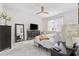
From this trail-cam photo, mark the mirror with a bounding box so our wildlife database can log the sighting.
[15,24,25,42]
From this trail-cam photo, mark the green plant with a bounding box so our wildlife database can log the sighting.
[0,12,11,25]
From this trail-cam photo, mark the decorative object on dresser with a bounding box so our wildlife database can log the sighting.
[27,30,40,40]
[0,10,11,25]
[0,25,11,51]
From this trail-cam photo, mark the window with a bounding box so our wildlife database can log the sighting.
[48,17,63,32]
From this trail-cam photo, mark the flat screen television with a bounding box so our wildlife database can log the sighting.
[30,24,38,30]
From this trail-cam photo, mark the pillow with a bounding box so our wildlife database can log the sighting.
[51,32,62,42]
[47,33,55,38]
[38,34,49,41]
[72,37,79,46]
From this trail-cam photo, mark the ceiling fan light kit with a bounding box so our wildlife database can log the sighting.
[36,6,49,17]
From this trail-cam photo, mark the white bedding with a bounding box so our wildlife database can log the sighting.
[34,38,56,49]
[34,32,67,54]
[34,33,60,49]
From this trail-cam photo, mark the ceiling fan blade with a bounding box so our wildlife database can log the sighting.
[36,12,48,15]
[36,11,42,14]
[43,12,48,14]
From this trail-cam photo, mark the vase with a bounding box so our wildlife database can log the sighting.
[4,19,7,25]
[1,19,7,25]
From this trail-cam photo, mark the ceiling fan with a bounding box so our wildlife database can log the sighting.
[36,6,48,15]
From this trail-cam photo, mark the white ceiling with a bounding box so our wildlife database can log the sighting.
[2,3,78,18]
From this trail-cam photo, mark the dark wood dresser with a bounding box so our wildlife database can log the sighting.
[27,30,40,40]
[0,25,11,51]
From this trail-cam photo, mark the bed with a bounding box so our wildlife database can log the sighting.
[33,32,62,49]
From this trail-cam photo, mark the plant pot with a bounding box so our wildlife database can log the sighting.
[4,20,7,25]
[1,19,7,25]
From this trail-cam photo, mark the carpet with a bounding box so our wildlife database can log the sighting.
[0,40,50,56]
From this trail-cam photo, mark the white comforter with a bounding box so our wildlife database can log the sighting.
[34,34,59,49]
[34,33,67,54]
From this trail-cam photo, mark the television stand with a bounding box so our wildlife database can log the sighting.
[27,30,40,40]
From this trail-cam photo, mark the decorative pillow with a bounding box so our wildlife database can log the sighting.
[72,37,79,46]
[37,34,49,41]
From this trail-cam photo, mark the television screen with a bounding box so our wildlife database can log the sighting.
[30,24,38,30]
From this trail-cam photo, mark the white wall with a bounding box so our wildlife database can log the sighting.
[0,4,3,21]
[1,4,43,45]
[0,4,3,11]
[63,9,78,24]
[42,8,78,31]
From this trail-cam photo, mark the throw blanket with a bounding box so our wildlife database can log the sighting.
[35,34,49,41]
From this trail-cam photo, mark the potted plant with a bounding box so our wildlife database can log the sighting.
[0,11,11,25]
